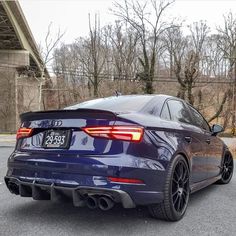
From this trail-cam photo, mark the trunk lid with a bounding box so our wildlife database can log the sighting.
[17,109,122,155]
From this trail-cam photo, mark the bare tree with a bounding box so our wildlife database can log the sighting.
[0,70,15,131]
[113,0,174,94]
[76,14,107,97]
[106,21,139,88]
[163,26,186,96]
[38,22,65,110]
[163,21,209,104]
[217,12,236,132]
[201,34,228,78]
[53,43,82,107]
[46,8,234,130]
[184,22,209,104]
[163,22,229,122]
[207,91,229,123]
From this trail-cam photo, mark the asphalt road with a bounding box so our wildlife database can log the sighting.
[0,146,236,236]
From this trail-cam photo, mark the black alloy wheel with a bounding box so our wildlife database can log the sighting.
[172,160,189,213]
[217,151,234,184]
[148,155,190,221]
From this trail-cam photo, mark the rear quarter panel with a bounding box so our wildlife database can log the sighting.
[116,113,205,177]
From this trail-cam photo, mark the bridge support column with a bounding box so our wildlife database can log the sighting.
[0,50,30,132]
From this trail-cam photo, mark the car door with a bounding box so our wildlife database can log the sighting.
[187,105,223,179]
[166,100,208,183]
[204,132,224,178]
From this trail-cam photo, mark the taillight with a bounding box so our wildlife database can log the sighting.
[82,126,144,142]
[16,127,33,139]
[108,177,144,184]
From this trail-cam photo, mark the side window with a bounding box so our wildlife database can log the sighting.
[188,105,210,131]
[160,103,171,120]
[167,100,192,124]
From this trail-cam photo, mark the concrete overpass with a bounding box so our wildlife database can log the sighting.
[0,1,44,132]
[0,1,43,71]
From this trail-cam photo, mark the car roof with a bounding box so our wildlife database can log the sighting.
[65,94,178,115]
[108,94,173,99]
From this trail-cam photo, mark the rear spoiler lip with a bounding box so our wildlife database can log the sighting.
[20,109,121,122]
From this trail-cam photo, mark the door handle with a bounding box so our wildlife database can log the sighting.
[205,139,211,144]
[184,136,192,143]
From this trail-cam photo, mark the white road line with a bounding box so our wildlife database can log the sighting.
[0,182,3,185]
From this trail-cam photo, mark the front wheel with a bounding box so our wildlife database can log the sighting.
[217,151,234,184]
[148,155,190,221]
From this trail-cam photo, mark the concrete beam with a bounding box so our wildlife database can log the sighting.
[1,1,43,71]
[0,50,29,68]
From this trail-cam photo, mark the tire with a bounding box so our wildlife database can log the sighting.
[216,151,234,184]
[148,155,190,221]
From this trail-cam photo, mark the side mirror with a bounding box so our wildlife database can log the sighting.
[211,124,224,136]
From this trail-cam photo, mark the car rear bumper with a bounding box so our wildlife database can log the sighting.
[5,176,136,208]
[6,151,166,206]
[5,176,164,207]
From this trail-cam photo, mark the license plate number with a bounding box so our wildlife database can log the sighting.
[42,130,71,149]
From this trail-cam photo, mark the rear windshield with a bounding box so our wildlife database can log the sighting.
[65,96,153,112]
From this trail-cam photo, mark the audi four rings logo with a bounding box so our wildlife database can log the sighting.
[51,120,62,127]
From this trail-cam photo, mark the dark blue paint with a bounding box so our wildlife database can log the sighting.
[5,95,228,206]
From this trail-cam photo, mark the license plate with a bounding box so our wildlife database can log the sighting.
[42,130,71,149]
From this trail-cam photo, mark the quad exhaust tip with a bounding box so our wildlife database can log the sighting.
[98,196,114,211]
[8,182,19,195]
[86,195,115,211]
[86,196,98,209]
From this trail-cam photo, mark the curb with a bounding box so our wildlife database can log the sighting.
[0,146,15,148]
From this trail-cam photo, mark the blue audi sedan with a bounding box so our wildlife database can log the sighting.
[5,95,234,221]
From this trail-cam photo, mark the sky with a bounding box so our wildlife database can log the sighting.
[19,0,236,45]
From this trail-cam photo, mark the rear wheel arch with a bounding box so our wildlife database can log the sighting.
[170,152,191,172]
[220,147,233,169]
[222,148,233,163]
